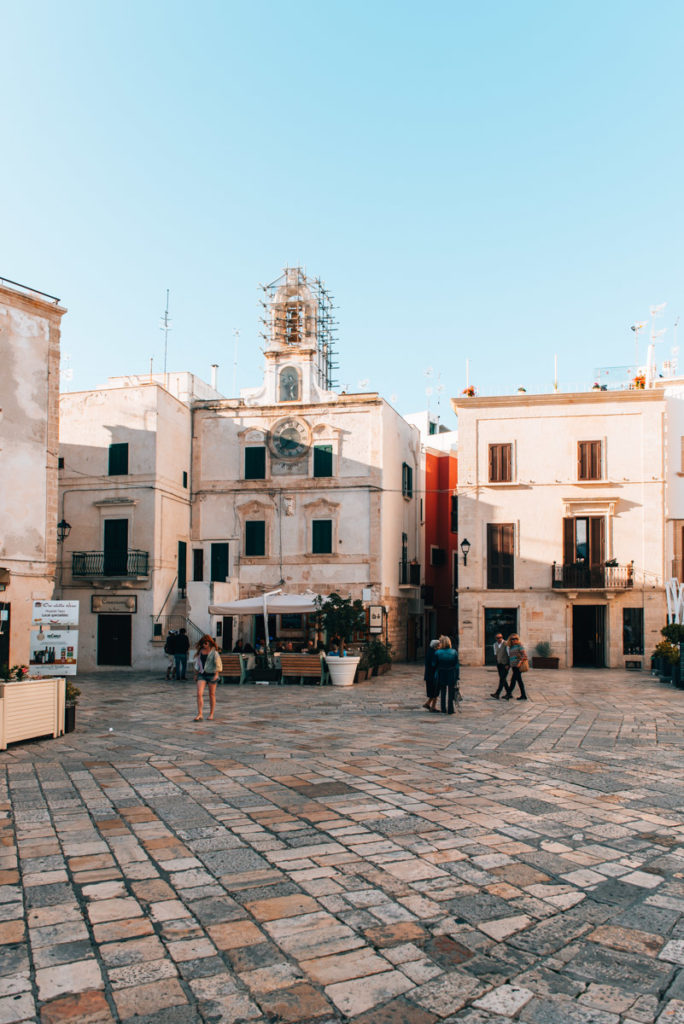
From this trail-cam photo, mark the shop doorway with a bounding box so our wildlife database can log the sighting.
[572,605,605,667]
[97,615,132,666]
[483,608,518,665]
[0,603,9,669]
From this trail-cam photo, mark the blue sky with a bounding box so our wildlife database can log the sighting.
[3,0,684,425]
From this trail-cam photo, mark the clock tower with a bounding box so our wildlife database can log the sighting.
[241,267,337,408]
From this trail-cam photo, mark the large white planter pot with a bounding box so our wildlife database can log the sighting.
[326,655,360,687]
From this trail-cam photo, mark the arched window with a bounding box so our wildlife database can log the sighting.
[279,367,299,402]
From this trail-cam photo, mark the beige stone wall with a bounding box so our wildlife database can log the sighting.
[59,383,192,671]
[0,283,66,667]
[454,390,667,667]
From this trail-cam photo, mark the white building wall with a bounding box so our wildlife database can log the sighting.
[454,390,666,668]
[59,383,191,672]
[0,283,66,667]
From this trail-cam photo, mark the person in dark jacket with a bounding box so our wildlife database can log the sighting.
[423,639,440,711]
[434,635,460,714]
[174,628,190,680]
[507,634,528,700]
[490,633,511,699]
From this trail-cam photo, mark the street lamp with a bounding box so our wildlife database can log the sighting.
[460,538,471,566]
[57,519,71,543]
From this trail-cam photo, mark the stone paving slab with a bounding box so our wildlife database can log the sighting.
[2,665,684,1021]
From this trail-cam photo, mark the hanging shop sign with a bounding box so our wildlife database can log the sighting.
[369,605,384,634]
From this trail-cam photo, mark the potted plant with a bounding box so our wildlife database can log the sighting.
[531,641,559,669]
[315,593,366,686]
[462,385,476,397]
[655,625,684,687]
[364,638,393,676]
[64,679,81,733]
[1,664,29,682]
[356,648,371,682]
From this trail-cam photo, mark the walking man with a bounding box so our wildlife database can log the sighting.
[490,633,510,699]
[175,628,190,680]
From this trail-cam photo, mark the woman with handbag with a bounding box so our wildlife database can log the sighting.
[506,634,528,701]
[193,635,223,721]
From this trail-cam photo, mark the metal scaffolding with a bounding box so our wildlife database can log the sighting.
[259,267,339,391]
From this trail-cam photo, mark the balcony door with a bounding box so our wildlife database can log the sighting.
[103,519,128,576]
[563,517,605,587]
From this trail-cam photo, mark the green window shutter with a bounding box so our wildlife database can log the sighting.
[210,543,229,581]
[245,446,266,480]
[313,444,333,478]
[245,521,265,557]
[108,443,129,476]
[312,520,332,554]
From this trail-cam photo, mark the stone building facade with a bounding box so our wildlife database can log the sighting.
[190,269,423,659]
[58,374,219,671]
[453,388,666,668]
[0,279,66,669]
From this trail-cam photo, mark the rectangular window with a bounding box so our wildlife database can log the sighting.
[178,541,187,592]
[578,440,602,480]
[245,521,265,557]
[313,444,333,478]
[430,546,446,567]
[108,442,129,476]
[245,446,266,480]
[312,519,333,554]
[623,608,644,655]
[487,523,514,589]
[402,462,413,498]
[450,495,458,533]
[210,543,229,581]
[182,470,188,489]
[193,549,204,582]
[58,457,64,469]
[489,443,512,483]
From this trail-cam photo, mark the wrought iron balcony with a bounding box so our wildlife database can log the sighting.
[72,550,150,579]
[551,561,634,590]
[399,561,421,586]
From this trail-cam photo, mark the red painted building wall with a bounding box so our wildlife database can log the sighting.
[424,448,459,641]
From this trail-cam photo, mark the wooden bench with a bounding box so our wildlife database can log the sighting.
[219,653,249,685]
[277,654,329,686]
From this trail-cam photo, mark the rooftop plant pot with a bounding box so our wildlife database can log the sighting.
[326,655,360,687]
[531,656,559,669]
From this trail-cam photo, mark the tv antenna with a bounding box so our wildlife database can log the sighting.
[630,320,648,369]
[233,329,240,397]
[160,289,172,384]
[646,302,667,386]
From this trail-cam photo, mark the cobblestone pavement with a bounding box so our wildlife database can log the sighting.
[3,664,684,1023]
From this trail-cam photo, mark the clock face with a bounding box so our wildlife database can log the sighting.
[269,418,309,460]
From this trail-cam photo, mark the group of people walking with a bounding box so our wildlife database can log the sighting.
[423,631,529,712]
[423,635,461,714]
[491,632,528,700]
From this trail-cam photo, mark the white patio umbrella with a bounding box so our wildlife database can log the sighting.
[209,589,324,649]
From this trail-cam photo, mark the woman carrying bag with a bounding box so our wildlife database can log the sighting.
[193,635,223,721]
[506,634,528,701]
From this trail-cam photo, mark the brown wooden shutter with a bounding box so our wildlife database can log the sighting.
[563,518,575,564]
[589,517,605,565]
[503,444,511,482]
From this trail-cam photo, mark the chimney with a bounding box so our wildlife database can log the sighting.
[211,364,218,391]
